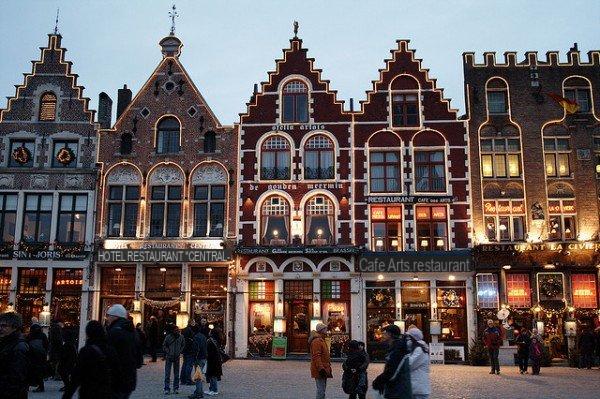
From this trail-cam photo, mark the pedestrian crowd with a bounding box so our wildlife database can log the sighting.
[0,306,227,399]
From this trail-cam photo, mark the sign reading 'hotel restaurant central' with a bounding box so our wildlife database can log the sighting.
[97,249,231,263]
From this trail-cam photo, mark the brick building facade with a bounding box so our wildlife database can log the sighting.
[0,34,98,342]
[465,46,600,361]
[93,33,237,339]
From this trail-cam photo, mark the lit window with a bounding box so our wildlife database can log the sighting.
[305,195,335,246]
[416,206,447,250]
[370,206,402,251]
[476,274,499,309]
[156,117,180,154]
[414,150,446,192]
[594,137,600,178]
[261,136,291,180]
[480,138,521,178]
[506,274,531,308]
[392,94,419,127]
[548,199,576,241]
[571,274,598,308]
[282,80,308,123]
[192,184,225,237]
[304,135,334,179]
[370,151,401,192]
[107,186,139,237]
[39,92,57,121]
[483,200,525,242]
[544,138,570,177]
[149,185,181,237]
[260,195,290,245]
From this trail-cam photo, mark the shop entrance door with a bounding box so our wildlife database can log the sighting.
[286,300,311,353]
[403,309,431,342]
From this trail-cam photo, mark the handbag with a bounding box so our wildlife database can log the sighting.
[192,365,205,382]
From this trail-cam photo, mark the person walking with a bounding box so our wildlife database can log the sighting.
[372,324,411,399]
[163,323,185,395]
[57,329,78,392]
[49,320,64,380]
[106,304,138,399]
[407,326,430,399]
[62,320,119,399]
[27,322,49,392]
[0,312,29,399]
[189,328,208,399]
[515,327,531,374]
[205,329,223,396]
[180,319,197,385]
[578,327,596,369]
[483,319,502,375]
[135,322,147,365]
[198,317,210,338]
[341,340,368,399]
[529,335,543,375]
[309,322,332,399]
[147,316,159,363]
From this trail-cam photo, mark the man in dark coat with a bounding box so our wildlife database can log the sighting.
[483,319,502,374]
[372,324,410,399]
[27,322,49,392]
[180,319,197,385]
[48,320,64,380]
[146,316,159,362]
[106,304,138,399]
[0,312,29,399]
[578,327,596,369]
[205,329,224,395]
[62,320,119,399]
[190,329,208,399]
[515,327,531,374]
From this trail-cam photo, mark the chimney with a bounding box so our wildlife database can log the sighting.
[349,98,354,112]
[570,42,579,52]
[116,84,132,120]
[98,92,113,129]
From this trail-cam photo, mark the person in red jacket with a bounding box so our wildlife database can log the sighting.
[483,319,502,375]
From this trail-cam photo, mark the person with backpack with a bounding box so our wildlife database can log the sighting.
[27,322,49,392]
[205,328,224,396]
[190,327,208,399]
[62,320,119,399]
[0,312,29,399]
[180,319,198,385]
[406,326,430,399]
[372,324,411,399]
[163,323,185,395]
[483,319,502,375]
[341,340,369,399]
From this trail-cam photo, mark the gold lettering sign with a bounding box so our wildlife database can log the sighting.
[484,201,496,214]
[432,206,447,220]
[508,288,526,297]
[387,207,402,220]
[548,201,561,214]
[562,200,576,213]
[497,201,511,215]
[371,207,385,220]
[511,201,524,214]
[573,289,593,297]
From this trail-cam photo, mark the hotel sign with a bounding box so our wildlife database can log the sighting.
[97,249,232,263]
[367,196,455,204]
[358,251,472,273]
[478,242,600,252]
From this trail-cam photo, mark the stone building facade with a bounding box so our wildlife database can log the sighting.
[0,34,98,342]
[465,46,600,361]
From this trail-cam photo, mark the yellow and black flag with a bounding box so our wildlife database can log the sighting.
[547,93,579,114]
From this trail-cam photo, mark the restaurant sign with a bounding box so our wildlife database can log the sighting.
[358,250,472,273]
[478,242,600,252]
[97,249,232,263]
[236,246,361,255]
[367,196,455,204]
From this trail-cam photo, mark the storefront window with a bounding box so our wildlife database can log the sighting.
[371,206,402,251]
[401,281,431,342]
[191,267,227,332]
[0,268,11,313]
[506,274,532,308]
[484,200,525,242]
[436,281,467,342]
[51,269,82,334]
[475,274,499,309]
[248,280,274,357]
[416,206,447,250]
[144,267,181,335]
[305,195,335,245]
[321,280,350,357]
[366,280,396,360]
[100,267,135,321]
[17,268,47,328]
[260,195,290,245]
[548,199,576,241]
[571,274,598,308]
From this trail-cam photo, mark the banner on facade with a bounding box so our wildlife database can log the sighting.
[367,195,455,204]
[97,249,232,263]
[235,246,361,255]
[358,250,472,273]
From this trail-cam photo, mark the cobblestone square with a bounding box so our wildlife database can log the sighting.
[36,359,600,399]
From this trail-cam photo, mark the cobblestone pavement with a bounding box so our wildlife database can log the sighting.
[35,359,600,399]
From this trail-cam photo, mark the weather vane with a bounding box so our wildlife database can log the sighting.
[293,21,299,38]
[169,4,179,35]
[54,8,60,35]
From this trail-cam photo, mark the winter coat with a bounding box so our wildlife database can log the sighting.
[0,330,29,399]
[181,326,197,355]
[193,332,208,362]
[27,325,49,381]
[48,322,64,362]
[515,331,531,356]
[372,336,410,399]
[483,327,502,349]
[146,320,159,346]
[107,317,138,394]
[529,340,543,361]
[57,340,77,376]
[578,330,596,352]
[62,339,119,399]
[162,331,185,361]
[309,331,332,379]
[206,337,223,380]
[406,333,430,396]
[342,350,368,395]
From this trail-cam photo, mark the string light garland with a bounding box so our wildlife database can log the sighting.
[139,294,182,309]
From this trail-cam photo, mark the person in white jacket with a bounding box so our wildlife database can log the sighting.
[406,325,431,399]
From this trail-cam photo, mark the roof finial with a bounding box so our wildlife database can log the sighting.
[293,20,299,39]
[53,8,60,35]
[169,4,178,36]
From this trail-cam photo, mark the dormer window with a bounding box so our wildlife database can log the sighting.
[156,117,180,154]
[390,75,420,127]
[39,92,57,121]
[282,80,308,123]
[564,77,591,113]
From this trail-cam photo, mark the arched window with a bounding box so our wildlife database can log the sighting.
[261,136,291,180]
[260,195,290,245]
[564,77,591,113]
[486,78,508,115]
[156,117,180,154]
[548,184,576,241]
[203,131,216,153]
[39,92,57,121]
[304,135,334,179]
[305,195,335,246]
[391,76,420,127]
[282,80,308,123]
[413,131,447,193]
[148,167,183,237]
[120,133,133,155]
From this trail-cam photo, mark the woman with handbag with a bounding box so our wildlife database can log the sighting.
[204,329,223,396]
[372,324,411,399]
[341,340,369,399]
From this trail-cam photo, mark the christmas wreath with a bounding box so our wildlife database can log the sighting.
[441,289,460,307]
[12,145,31,165]
[56,146,75,165]
[539,277,563,298]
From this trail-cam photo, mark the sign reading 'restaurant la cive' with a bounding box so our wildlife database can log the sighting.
[358,251,472,273]
[97,249,231,263]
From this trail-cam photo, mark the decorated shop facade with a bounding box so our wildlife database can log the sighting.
[92,31,237,340]
[464,46,600,362]
[353,40,474,361]
[0,34,98,342]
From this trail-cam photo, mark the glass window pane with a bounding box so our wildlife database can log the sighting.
[4,195,18,211]
[194,186,209,200]
[558,154,570,176]
[71,214,86,242]
[480,140,493,152]
[168,186,182,200]
[494,154,507,177]
[211,185,225,200]
[150,204,164,237]
[507,154,520,177]
[507,139,520,151]
[108,204,122,237]
[544,139,555,151]
[282,95,294,122]
[38,213,51,242]
[545,154,556,176]
[60,195,73,211]
[123,204,138,237]
[556,139,570,150]
[370,152,384,163]
[75,195,87,211]
[40,195,53,211]
[57,213,71,242]
[494,139,506,152]
[26,196,38,210]
[194,203,208,237]
[2,213,16,242]
[296,94,308,122]
[109,186,123,200]
[482,155,493,177]
[125,186,140,200]
[512,216,524,241]
[209,203,225,237]
[386,152,399,162]
[151,186,165,200]
[166,204,181,237]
